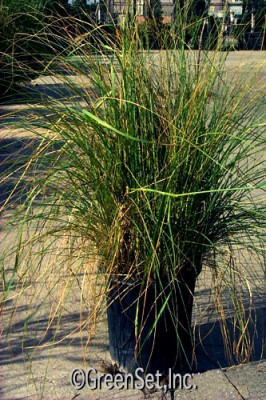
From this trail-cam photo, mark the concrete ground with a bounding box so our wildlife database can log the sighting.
[0,51,265,400]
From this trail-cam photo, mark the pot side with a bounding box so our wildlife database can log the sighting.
[107,269,196,375]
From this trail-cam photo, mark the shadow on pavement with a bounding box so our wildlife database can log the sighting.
[1,300,108,366]
[1,291,264,371]
[0,81,87,129]
[194,305,265,371]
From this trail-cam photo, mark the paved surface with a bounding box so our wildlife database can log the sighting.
[0,51,265,400]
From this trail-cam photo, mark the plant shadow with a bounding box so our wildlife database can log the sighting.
[1,284,264,372]
[0,82,85,128]
[194,305,265,372]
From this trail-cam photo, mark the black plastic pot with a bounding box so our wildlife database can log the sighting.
[107,269,197,374]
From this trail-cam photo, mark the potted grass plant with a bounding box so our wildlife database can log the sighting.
[1,9,265,379]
